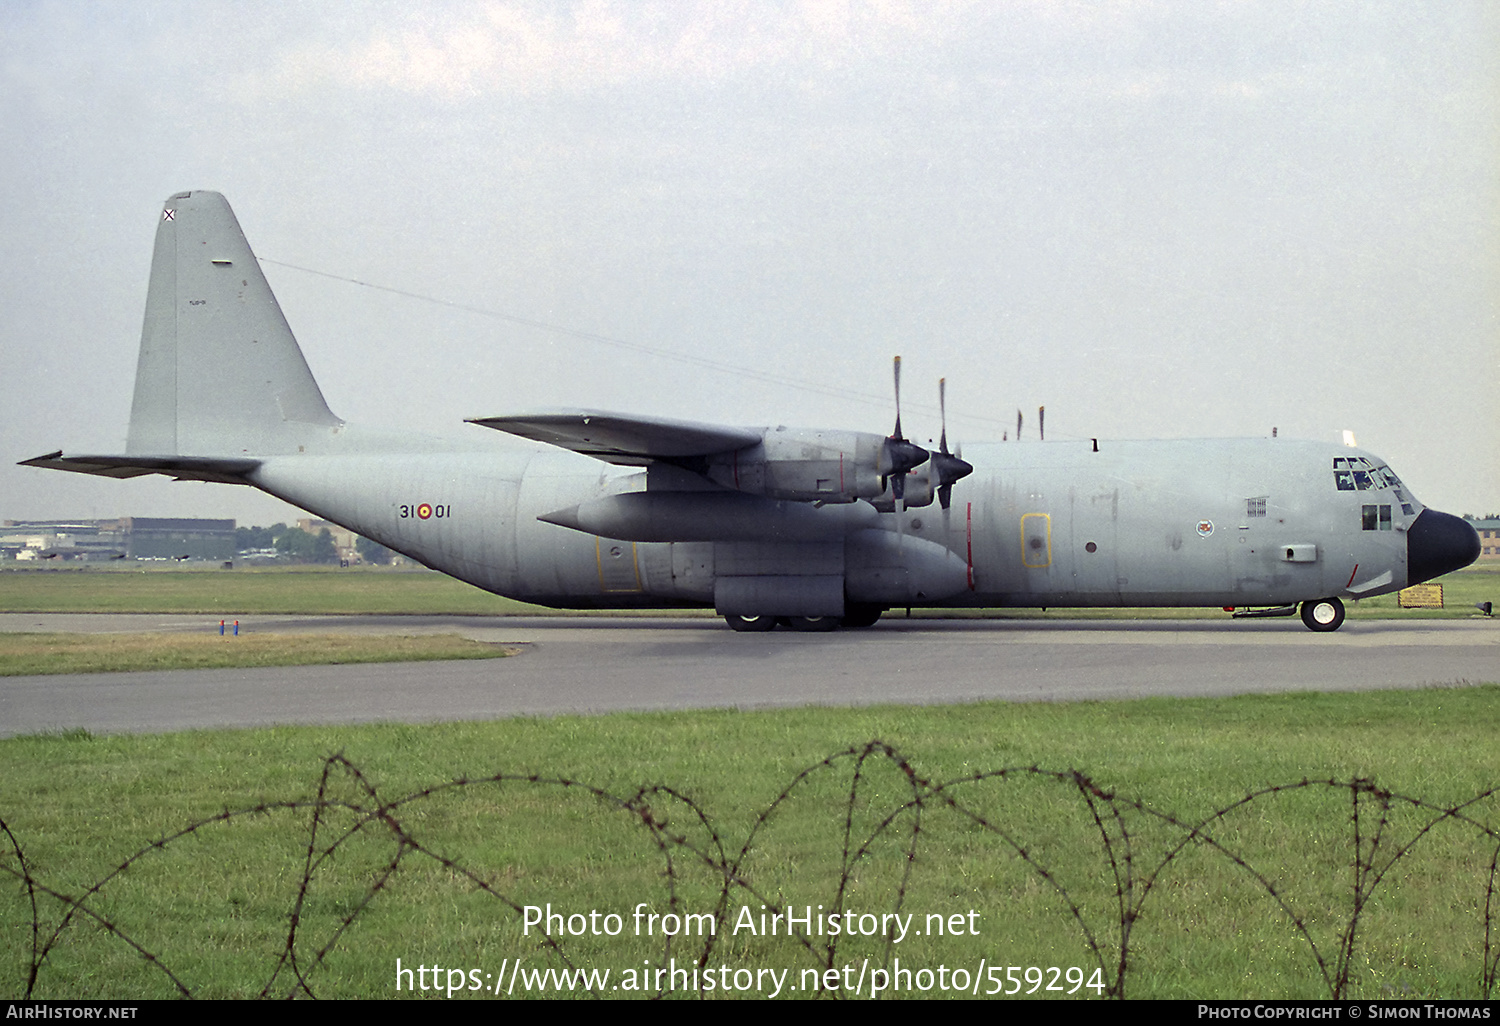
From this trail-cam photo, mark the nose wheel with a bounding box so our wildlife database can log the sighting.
[1300,597,1345,632]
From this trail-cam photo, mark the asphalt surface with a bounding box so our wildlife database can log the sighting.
[2,613,1496,737]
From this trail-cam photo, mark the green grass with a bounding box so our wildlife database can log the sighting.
[1340,562,1499,619]
[4,689,1499,1000]
[0,632,511,676]
[2,564,1495,998]
[0,565,539,616]
[2,563,1494,619]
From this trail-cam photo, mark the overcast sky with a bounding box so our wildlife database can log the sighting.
[3,0,1496,526]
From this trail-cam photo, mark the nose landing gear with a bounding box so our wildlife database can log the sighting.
[1300,597,1345,632]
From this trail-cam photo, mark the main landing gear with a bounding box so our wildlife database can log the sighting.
[1300,597,1345,632]
[724,606,886,632]
[724,614,776,633]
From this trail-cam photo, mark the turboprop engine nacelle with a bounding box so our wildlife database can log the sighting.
[704,428,920,503]
[539,489,882,542]
[867,444,973,512]
[868,469,936,511]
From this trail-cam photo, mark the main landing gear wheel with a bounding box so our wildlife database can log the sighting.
[725,613,776,633]
[784,616,839,632]
[1300,597,1345,632]
[841,603,884,629]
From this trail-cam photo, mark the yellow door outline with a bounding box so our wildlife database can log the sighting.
[596,537,642,592]
[1021,513,1051,569]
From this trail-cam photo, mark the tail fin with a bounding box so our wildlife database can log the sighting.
[126,191,341,457]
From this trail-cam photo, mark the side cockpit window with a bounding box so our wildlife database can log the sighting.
[1361,504,1393,531]
[1334,457,1401,492]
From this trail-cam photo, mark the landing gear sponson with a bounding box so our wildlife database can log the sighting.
[725,605,886,632]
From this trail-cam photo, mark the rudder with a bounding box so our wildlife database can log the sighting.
[126,191,341,457]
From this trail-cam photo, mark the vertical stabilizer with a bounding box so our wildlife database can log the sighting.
[126,191,341,456]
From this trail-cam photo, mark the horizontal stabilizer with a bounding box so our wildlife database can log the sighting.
[469,410,760,465]
[20,451,260,485]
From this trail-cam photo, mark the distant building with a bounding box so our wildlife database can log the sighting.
[297,518,359,563]
[1469,517,1500,561]
[1,518,235,561]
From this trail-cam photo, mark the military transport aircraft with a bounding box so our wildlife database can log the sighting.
[24,191,1480,632]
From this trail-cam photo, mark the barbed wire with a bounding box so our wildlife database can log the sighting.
[3,743,1497,1000]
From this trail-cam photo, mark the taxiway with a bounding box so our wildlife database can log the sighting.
[1,614,1495,737]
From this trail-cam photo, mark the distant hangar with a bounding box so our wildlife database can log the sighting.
[1,517,235,562]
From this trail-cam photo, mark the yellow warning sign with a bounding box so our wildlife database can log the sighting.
[1398,584,1444,608]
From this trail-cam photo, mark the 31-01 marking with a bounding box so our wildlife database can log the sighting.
[399,503,451,520]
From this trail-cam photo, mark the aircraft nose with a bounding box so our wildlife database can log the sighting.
[1406,509,1480,585]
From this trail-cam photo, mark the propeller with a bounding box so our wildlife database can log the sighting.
[879,356,928,503]
[930,377,973,511]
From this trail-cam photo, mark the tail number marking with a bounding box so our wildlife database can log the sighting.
[399,503,451,520]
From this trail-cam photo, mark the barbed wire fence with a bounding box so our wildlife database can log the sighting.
[4,741,1498,1000]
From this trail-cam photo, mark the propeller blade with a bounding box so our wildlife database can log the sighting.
[932,377,971,510]
[872,356,942,520]
[878,355,927,499]
[892,355,904,441]
[931,451,973,509]
[939,377,949,455]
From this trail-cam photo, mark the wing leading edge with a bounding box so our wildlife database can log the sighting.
[469,411,761,466]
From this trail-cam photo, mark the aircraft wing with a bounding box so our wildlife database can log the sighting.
[19,452,261,485]
[468,411,761,466]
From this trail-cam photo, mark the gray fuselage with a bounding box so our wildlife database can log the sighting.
[249,432,1428,612]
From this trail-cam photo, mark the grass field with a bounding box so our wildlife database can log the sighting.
[0,632,510,676]
[3,563,1496,999]
[2,563,1495,619]
[0,564,540,616]
[3,689,1499,1000]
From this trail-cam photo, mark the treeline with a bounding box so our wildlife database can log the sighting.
[233,525,393,564]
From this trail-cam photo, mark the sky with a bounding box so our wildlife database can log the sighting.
[3,0,1496,526]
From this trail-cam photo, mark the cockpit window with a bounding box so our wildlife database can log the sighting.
[1361,504,1393,531]
[1333,457,1401,492]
